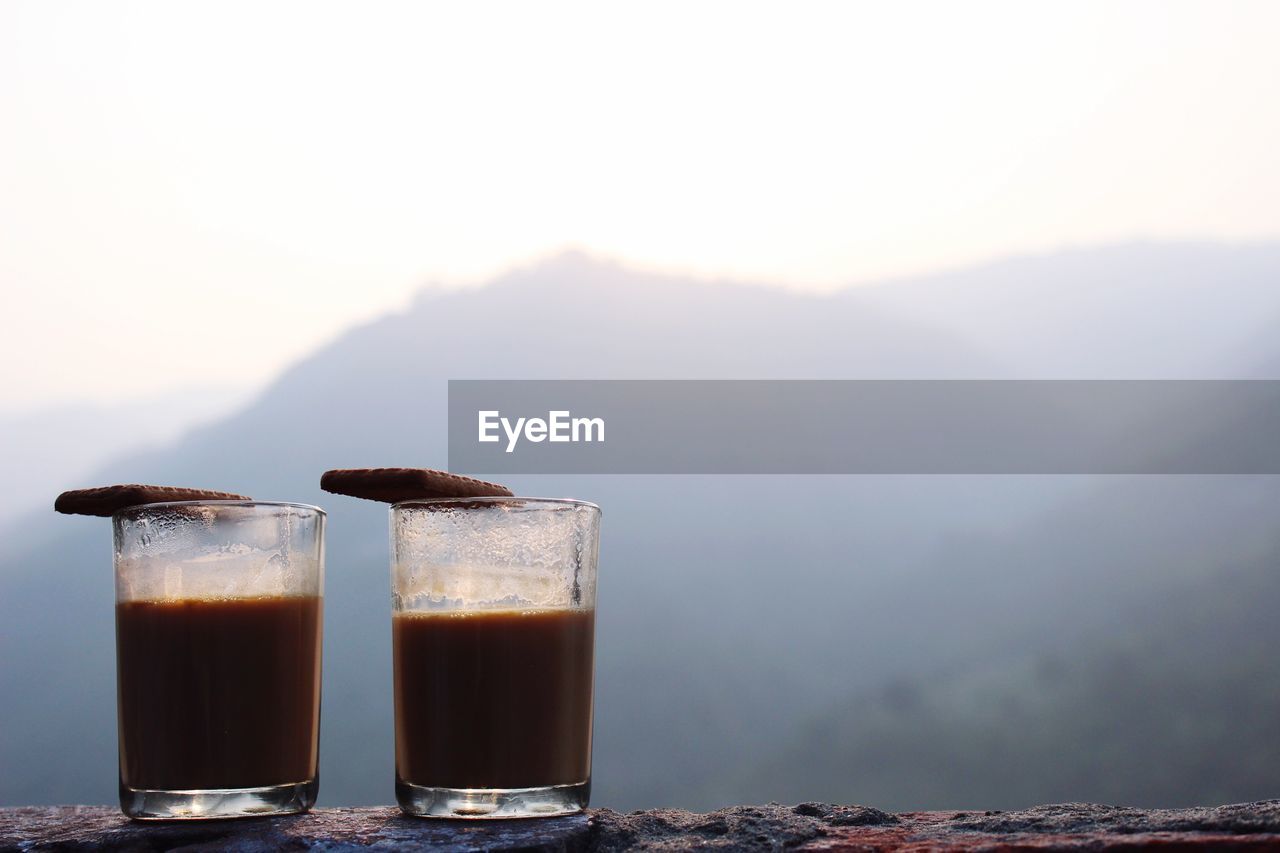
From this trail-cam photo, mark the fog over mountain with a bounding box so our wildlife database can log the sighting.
[2,242,1277,811]
[853,241,1280,378]
[0,386,251,524]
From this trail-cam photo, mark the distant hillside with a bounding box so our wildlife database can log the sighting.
[855,242,1280,378]
[0,253,1000,809]
[737,529,1280,810]
[0,386,250,524]
[3,243,1278,811]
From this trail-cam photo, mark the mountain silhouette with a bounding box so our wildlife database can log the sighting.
[2,243,1277,810]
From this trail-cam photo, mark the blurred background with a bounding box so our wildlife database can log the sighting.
[2,0,1279,811]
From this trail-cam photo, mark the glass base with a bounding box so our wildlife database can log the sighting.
[120,779,317,820]
[396,778,589,818]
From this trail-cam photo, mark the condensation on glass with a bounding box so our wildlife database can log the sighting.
[391,497,600,818]
[113,501,325,820]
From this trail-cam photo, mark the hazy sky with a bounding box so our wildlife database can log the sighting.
[2,0,1278,410]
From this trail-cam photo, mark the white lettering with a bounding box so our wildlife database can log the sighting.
[478,411,500,443]
[573,416,605,443]
[502,416,526,453]
[549,410,571,442]
[483,411,605,453]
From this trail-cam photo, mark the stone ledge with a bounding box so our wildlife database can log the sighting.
[3,801,1280,851]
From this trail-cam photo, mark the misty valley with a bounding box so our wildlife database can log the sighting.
[3,244,1279,812]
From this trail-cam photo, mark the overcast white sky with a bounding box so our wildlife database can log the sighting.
[2,0,1278,411]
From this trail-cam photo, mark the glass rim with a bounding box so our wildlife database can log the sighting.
[112,500,327,519]
[391,496,600,512]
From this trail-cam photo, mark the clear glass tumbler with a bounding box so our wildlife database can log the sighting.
[391,497,600,818]
[113,501,325,820]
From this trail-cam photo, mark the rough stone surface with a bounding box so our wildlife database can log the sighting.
[3,802,1280,851]
[0,807,586,852]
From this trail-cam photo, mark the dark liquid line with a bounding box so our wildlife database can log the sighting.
[115,595,323,791]
[393,608,595,790]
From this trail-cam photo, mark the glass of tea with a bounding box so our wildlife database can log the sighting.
[391,497,600,818]
[113,501,325,819]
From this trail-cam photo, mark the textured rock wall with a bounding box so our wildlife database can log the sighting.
[4,802,1280,851]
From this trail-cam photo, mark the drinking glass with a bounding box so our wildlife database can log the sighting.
[113,501,325,819]
[391,497,600,818]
